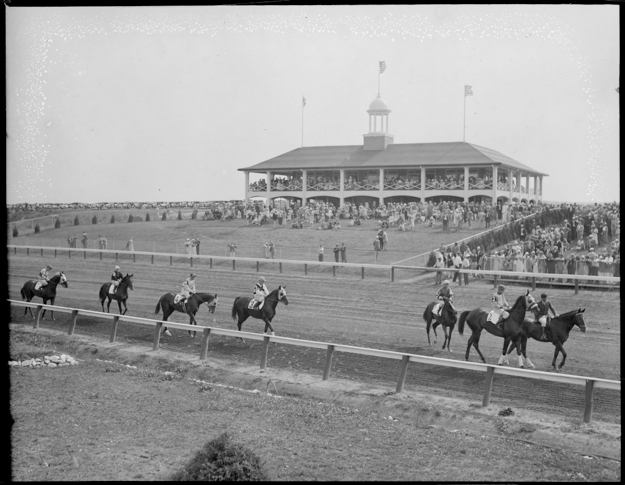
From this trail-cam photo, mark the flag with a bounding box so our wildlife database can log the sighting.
[465,85,473,97]
[302,96,306,107]
[379,61,386,74]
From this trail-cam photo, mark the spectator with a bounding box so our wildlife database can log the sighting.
[318,243,324,262]
[264,241,270,259]
[228,242,237,257]
[373,238,380,261]
[185,238,192,257]
[126,237,134,253]
[340,243,347,263]
[462,251,471,285]
[452,252,463,285]
[333,244,340,262]
[382,230,388,251]
[195,238,201,255]
[269,240,275,259]
[81,231,88,249]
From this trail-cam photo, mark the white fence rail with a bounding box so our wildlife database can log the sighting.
[8,299,620,424]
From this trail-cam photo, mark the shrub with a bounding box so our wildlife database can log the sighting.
[192,209,198,220]
[146,213,150,222]
[162,211,167,221]
[92,215,98,225]
[426,251,436,267]
[128,214,134,223]
[178,211,183,221]
[74,215,80,226]
[171,432,268,482]
[12,227,19,237]
[111,215,116,224]
[54,218,61,229]
[34,224,40,234]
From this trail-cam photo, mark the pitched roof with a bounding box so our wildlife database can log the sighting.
[239,141,547,176]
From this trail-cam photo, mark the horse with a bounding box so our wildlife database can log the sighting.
[423,299,458,352]
[231,286,288,339]
[504,309,587,372]
[155,292,218,338]
[457,290,538,368]
[20,272,69,320]
[99,274,134,315]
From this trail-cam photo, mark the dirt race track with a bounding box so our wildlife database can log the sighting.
[8,251,621,425]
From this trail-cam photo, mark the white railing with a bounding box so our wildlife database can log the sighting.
[8,299,619,423]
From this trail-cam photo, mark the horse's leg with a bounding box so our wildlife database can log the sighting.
[161,309,172,336]
[425,316,433,346]
[106,297,112,313]
[236,313,248,342]
[514,337,524,368]
[26,296,35,318]
[464,333,475,361]
[122,299,128,316]
[264,317,275,336]
[551,345,561,372]
[188,311,198,338]
[554,342,567,371]
[432,321,439,345]
[521,338,535,369]
[498,338,511,366]
[117,299,123,315]
[49,298,56,320]
[443,325,452,352]
[471,332,487,363]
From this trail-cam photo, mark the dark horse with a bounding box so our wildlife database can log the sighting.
[155,292,218,338]
[504,309,587,372]
[457,290,538,368]
[231,286,288,338]
[423,299,458,352]
[20,272,69,320]
[99,274,134,315]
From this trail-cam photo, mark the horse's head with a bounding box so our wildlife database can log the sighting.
[277,285,288,305]
[58,272,69,288]
[207,294,218,314]
[123,274,134,290]
[574,308,587,334]
[443,298,457,316]
[515,290,537,312]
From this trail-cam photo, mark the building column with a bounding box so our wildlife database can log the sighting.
[539,176,543,198]
[492,165,498,202]
[509,169,514,201]
[420,167,426,202]
[525,174,530,198]
[339,169,345,206]
[266,171,271,205]
[379,168,384,193]
[302,170,308,206]
[464,166,469,202]
[244,171,249,203]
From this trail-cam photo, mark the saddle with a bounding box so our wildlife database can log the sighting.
[109,284,117,295]
[248,299,264,311]
[34,281,45,291]
[487,310,502,325]
[173,293,185,305]
[432,303,443,317]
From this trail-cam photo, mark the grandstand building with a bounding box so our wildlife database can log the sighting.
[239,94,546,206]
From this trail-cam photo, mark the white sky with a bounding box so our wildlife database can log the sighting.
[6,5,620,204]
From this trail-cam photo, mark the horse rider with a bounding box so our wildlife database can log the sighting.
[37,265,53,290]
[179,273,197,312]
[434,280,456,317]
[110,265,123,294]
[535,293,558,341]
[252,276,269,309]
[491,284,511,328]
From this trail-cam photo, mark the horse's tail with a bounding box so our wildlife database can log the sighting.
[231,298,240,321]
[422,303,430,322]
[155,297,162,315]
[20,286,26,300]
[458,311,470,335]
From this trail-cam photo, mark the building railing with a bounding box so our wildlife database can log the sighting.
[468,181,493,190]
[8,299,619,424]
[307,182,340,191]
[343,181,379,191]
[424,181,464,190]
[383,181,421,190]
[271,181,302,191]
[248,184,268,192]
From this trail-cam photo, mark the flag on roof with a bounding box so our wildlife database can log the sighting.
[465,85,473,97]
[380,61,386,74]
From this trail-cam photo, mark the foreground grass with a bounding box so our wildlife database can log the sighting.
[9,331,620,482]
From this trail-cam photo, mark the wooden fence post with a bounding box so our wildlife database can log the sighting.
[361,267,365,279]
[232,259,235,271]
[153,322,163,350]
[391,267,395,282]
[14,247,17,255]
[260,335,270,370]
[54,249,57,258]
[210,258,213,269]
[190,257,193,267]
[109,316,120,342]
[304,263,307,276]
[575,279,579,295]
[333,265,336,277]
[115,252,118,262]
[323,345,335,381]
[200,328,211,360]
[531,277,536,291]
[33,305,43,329]
[84,251,86,259]
[41,248,43,257]
[27,248,30,256]
[396,355,410,393]
[100,252,103,261]
[68,310,78,335]
[151,254,154,264]
[583,379,595,424]
[482,366,495,407]
[493,273,498,289]
[69,249,71,259]
[133,253,136,263]
[279,262,282,274]
[256,261,260,273]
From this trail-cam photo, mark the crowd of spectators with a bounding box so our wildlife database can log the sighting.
[383,176,420,190]
[425,174,465,190]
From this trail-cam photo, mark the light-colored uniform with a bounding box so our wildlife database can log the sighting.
[110,269,123,294]
[181,277,196,299]
[491,291,510,322]
[253,282,269,304]
[434,286,454,315]
[37,267,51,289]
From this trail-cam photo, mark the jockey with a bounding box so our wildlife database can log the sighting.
[253,276,269,308]
[37,265,53,289]
[491,284,511,328]
[536,293,558,341]
[110,265,123,294]
[434,280,455,315]
[179,273,197,312]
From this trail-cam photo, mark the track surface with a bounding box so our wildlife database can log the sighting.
[8,251,621,424]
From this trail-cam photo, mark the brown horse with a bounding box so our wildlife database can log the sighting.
[457,290,538,368]
[504,309,587,372]
[20,272,68,320]
[231,286,288,338]
[155,292,218,338]
[423,299,458,352]
[99,274,134,315]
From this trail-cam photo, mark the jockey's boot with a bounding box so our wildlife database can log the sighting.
[181,301,187,313]
[541,323,549,340]
[496,317,504,330]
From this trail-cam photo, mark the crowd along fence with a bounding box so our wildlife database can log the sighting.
[8,299,620,424]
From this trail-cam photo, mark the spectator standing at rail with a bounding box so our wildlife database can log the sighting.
[81,231,88,249]
[268,240,276,259]
[373,238,380,261]
[102,235,107,250]
[318,243,324,262]
[433,250,444,285]
[333,244,340,262]
[195,238,201,255]
[228,242,237,257]
[185,238,192,257]
[126,237,134,256]
[382,230,388,251]
[377,230,384,251]
[340,243,347,263]
[462,251,471,286]
[452,252,463,285]
[67,235,72,248]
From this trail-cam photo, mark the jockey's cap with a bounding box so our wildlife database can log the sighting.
[190,273,197,278]
[46,265,52,270]
[540,293,548,298]
[114,265,120,271]
[259,276,266,282]
[443,280,450,285]
[498,284,505,290]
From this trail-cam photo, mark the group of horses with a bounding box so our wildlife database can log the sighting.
[20,271,289,339]
[423,291,587,372]
[19,271,585,371]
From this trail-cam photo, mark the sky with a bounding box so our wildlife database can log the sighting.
[6,5,620,205]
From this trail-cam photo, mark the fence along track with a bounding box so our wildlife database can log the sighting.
[9,299,619,424]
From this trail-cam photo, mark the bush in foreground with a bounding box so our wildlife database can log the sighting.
[92,215,98,225]
[74,215,80,226]
[128,214,134,223]
[110,214,116,224]
[162,211,167,221]
[171,432,268,482]
[54,218,61,229]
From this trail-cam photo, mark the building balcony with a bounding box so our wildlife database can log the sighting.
[383,181,421,190]
[468,180,493,190]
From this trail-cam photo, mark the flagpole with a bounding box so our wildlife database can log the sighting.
[463,90,466,142]
[301,95,304,147]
